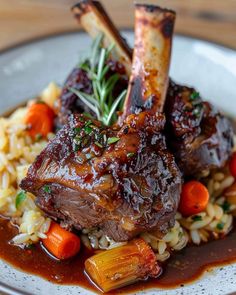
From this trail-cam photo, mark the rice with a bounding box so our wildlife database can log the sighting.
[0,82,60,245]
[155,251,170,262]
[177,167,236,246]
[139,221,189,261]
[190,230,201,245]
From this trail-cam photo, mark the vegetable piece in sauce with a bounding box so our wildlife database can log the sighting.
[25,102,55,139]
[42,222,80,260]
[179,181,209,217]
[85,238,161,292]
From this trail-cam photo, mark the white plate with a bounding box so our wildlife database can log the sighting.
[0,32,236,295]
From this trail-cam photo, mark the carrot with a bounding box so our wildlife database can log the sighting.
[25,102,55,139]
[178,180,209,217]
[229,152,236,178]
[42,222,80,260]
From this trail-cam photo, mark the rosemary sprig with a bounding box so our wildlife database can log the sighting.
[69,33,127,126]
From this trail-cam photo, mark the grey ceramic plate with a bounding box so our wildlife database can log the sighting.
[0,32,236,295]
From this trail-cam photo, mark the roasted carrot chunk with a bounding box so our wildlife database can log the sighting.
[179,180,209,216]
[25,102,55,139]
[43,222,80,260]
[85,238,161,292]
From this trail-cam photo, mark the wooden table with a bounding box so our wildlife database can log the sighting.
[1,0,236,52]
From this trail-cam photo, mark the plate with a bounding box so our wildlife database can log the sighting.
[0,32,236,295]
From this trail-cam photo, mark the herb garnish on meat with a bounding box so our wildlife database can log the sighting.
[43,185,51,194]
[72,120,120,153]
[107,137,120,145]
[69,33,127,126]
[190,91,200,100]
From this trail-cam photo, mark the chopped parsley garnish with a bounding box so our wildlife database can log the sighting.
[74,135,82,143]
[15,191,27,209]
[216,222,225,231]
[79,116,85,122]
[221,201,231,213]
[85,120,92,127]
[84,125,93,135]
[190,91,200,100]
[127,152,135,158]
[95,141,103,148]
[73,119,105,152]
[107,137,120,145]
[73,135,82,151]
[43,185,51,194]
[191,215,202,222]
[74,127,81,133]
[74,144,80,152]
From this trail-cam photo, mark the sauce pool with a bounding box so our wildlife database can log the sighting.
[0,218,236,294]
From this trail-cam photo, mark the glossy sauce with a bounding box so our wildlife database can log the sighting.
[0,218,236,294]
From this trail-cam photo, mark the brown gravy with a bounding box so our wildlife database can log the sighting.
[0,218,236,294]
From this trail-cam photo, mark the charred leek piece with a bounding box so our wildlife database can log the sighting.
[72,0,132,75]
[85,238,161,292]
[121,5,176,121]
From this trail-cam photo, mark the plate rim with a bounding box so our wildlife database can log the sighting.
[0,30,236,55]
[0,31,236,295]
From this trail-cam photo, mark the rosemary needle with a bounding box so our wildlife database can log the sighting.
[69,33,127,126]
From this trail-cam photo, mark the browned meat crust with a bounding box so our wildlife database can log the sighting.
[21,113,181,241]
[165,80,234,176]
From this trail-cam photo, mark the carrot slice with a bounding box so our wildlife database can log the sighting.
[229,152,236,178]
[43,222,80,260]
[25,102,55,139]
[178,180,209,217]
